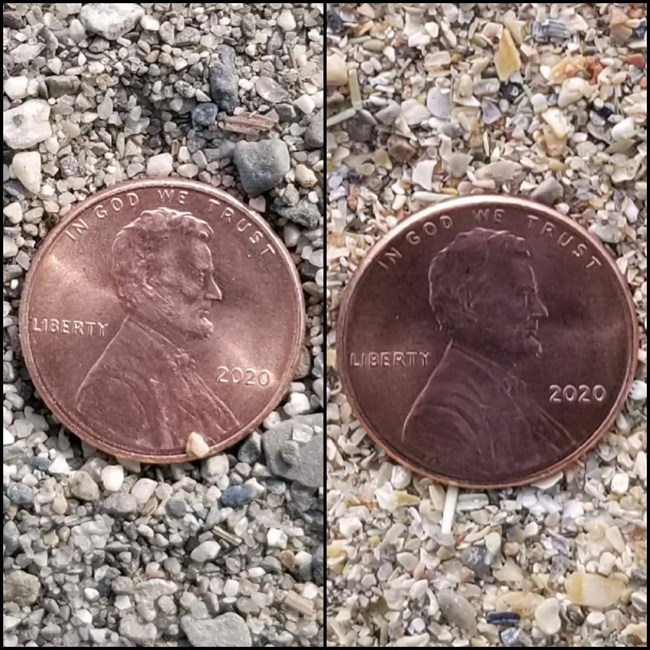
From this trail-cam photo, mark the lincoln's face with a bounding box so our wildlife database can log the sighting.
[141,237,222,340]
[471,256,549,358]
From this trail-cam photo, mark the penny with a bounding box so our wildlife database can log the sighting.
[20,179,304,463]
[336,195,638,488]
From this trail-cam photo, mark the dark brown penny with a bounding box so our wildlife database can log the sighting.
[336,195,638,488]
[20,179,304,463]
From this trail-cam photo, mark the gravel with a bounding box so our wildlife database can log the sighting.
[3,3,323,647]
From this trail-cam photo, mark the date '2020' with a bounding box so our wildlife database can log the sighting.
[549,384,606,403]
[217,366,272,387]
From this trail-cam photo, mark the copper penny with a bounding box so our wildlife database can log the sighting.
[337,195,638,488]
[20,179,304,463]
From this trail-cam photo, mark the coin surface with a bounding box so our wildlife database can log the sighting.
[20,179,304,463]
[337,195,638,488]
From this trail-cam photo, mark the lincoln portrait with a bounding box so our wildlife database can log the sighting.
[76,207,239,450]
[401,227,570,480]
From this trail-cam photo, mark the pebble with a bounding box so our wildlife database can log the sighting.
[387,135,416,162]
[535,598,561,635]
[69,471,100,501]
[437,591,477,633]
[531,177,564,205]
[426,87,451,118]
[4,76,30,100]
[273,200,321,228]
[327,54,347,85]
[485,532,502,556]
[295,94,316,115]
[119,616,157,646]
[130,478,157,504]
[558,77,591,108]
[3,571,41,606]
[209,45,239,113]
[45,76,80,99]
[255,76,289,103]
[460,546,492,578]
[192,102,219,127]
[277,9,297,32]
[390,465,412,489]
[190,541,221,563]
[304,109,324,149]
[542,108,570,139]
[103,493,137,516]
[201,454,230,481]
[139,15,160,31]
[221,484,255,508]
[610,472,629,494]
[565,572,625,608]
[586,611,606,626]
[267,528,288,549]
[181,613,252,647]
[3,100,52,150]
[501,627,532,647]
[101,465,124,492]
[233,139,290,196]
[284,393,311,416]
[629,380,647,401]
[79,3,144,40]
[295,164,318,188]
[4,236,18,259]
[611,117,637,142]
[146,153,173,177]
[237,432,262,464]
[8,483,34,506]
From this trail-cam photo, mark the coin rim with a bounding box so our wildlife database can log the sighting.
[336,194,639,488]
[19,178,306,463]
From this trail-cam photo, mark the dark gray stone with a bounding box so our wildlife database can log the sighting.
[273,200,320,228]
[191,102,219,127]
[233,139,290,196]
[221,485,255,508]
[304,109,324,149]
[237,432,262,464]
[7,483,34,506]
[460,545,492,578]
[45,75,80,98]
[262,415,323,488]
[312,544,324,585]
[209,45,239,113]
[165,498,187,518]
[59,155,79,178]
[3,520,20,555]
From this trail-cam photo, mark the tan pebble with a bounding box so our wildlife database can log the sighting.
[535,598,561,635]
[565,572,625,608]
[494,28,521,81]
[186,431,210,458]
[327,54,348,86]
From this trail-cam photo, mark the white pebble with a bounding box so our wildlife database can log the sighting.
[412,160,436,191]
[4,76,30,100]
[535,598,561,635]
[557,77,591,108]
[267,528,288,549]
[48,456,71,475]
[140,15,160,31]
[611,117,636,142]
[390,465,412,489]
[485,531,502,556]
[101,465,124,492]
[283,392,310,416]
[294,94,316,115]
[610,473,629,495]
[338,516,362,537]
[131,478,157,504]
[586,611,605,626]
[190,541,221,563]
[12,151,42,194]
[146,153,173,177]
[276,9,296,32]
[629,380,647,401]
[294,164,318,188]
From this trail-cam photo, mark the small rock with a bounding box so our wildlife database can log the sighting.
[494,27,521,81]
[3,236,18,259]
[146,153,173,177]
[60,155,79,178]
[190,541,221,563]
[460,546,492,578]
[3,11,24,29]
[103,493,137,516]
[140,15,160,31]
[7,483,34,506]
[70,471,100,501]
[295,164,318,188]
[131,478,157,504]
[45,76,80,99]
[221,484,255,508]
[284,393,311,416]
[426,87,451,118]
[611,117,636,142]
[535,598,561,635]
[233,139,290,196]
[79,3,144,40]
[273,200,320,228]
[558,77,592,108]
[304,109,324,149]
[4,76,30,100]
[629,380,647,401]
[387,135,416,162]
[586,611,606,626]
[565,572,625,608]
[165,498,187,518]
[119,615,157,645]
[3,99,52,150]
[438,590,477,633]
[255,76,289,103]
[542,108,570,139]
[209,45,239,113]
[401,98,430,125]
[610,472,629,494]
[237,432,262,464]
[201,454,229,481]
[101,465,124,492]
[4,571,40,606]
[295,94,316,115]
[485,531,502,556]
[327,54,347,85]
[277,9,297,32]
[501,627,532,647]
[12,151,42,194]
[475,160,522,182]
[181,613,252,647]
[267,528,288,549]
[531,177,564,205]
[192,102,219,127]
[312,545,324,585]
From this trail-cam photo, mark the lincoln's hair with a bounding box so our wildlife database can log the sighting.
[112,207,213,309]
[428,228,531,336]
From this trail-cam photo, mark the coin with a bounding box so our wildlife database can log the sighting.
[336,195,638,488]
[20,179,304,463]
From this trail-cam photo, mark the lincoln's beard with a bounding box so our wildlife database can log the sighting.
[135,290,215,341]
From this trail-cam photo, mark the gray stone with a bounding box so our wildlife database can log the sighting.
[7,483,34,506]
[176,26,201,46]
[273,200,320,228]
[79,3,144,40]
[221,485,255,508]
[263,416,324,488]
[241,13,256,38]
[209,45,239,113]
[59,155,79,178]
[103,493,137,516]
[261,556,282,573]
[312,544,324,585]
[501,627,533,647]
[531,177,564,205]
[3,100,52,150]
[304,109,324,149]
[181,613,252,647]
[3,236,18,259]
[3,520,20,555]
[69,471,100,501]
[438,590,477,633]
[119,615,157,645]
[233,139,290,196]
[192,102,219,127]
[45,76,80,98]
[4,571,40,606]
[460,545,492,578]
[3,11,24,29]
[255,76,289,103]
[237,432,262,464]
[165,498,187,518]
